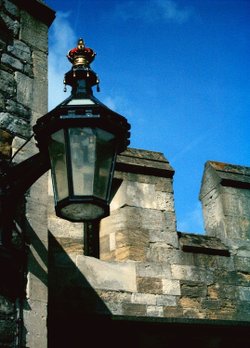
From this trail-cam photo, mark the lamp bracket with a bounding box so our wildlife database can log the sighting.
[0,152,50,201]
[0,152,50,247]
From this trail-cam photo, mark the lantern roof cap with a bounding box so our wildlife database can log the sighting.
[64,38,99,91]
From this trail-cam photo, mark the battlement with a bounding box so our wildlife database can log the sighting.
[49,147,250,327]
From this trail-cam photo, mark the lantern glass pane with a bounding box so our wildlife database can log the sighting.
[49,129,68,201]
[69,127,95,196]
[93,128,116,199]
[68,127,115,200]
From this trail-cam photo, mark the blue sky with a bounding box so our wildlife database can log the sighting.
[45,0,250,234]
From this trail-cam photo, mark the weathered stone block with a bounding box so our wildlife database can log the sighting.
[137,277,163,294]
[179,296,201,309]
[192,253,218,268]
[101,205,178,261]
[6,99,30,118]
[171,264,214,284]
[156,294,177,306]
[224,215,250,240]
[180,280,207,298]
[0,13,20,36]
[1,53,23,71]
[76,255,137,292]
[3,0,20,18]
[227,239,250,257]
[48,214,83,240]
[149,229,178,247]
[7,39,31,62]
[0,70,16,96]
[0,111,29,137]
[201,298,221,310]
[217,285,237,300]
[238,286,250,301]
[15,71,33,108]
[163,305,183,317]
[162,279,181,295]
[147,246,194,265]
[200,161,250,244]
[19,10,48,52]
[236,301,250,320]
[214,269,250,287]
[147,305,164,317]
[234,256,250,272]
[122,303,147,316]
[32,49,48,115]
[136,262,172,278]
[23,61,33,76]
[178,232,230,256]
[132,293,157,305]
[23,299,47,348]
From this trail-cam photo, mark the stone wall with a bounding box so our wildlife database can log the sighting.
[0,0,54,346]
[49,148,250,345]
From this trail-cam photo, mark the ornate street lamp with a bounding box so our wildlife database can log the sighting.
[0,38,130,265]
[34,38,130,222]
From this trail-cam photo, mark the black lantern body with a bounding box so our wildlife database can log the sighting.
[34,42,130,222]
[48,125,117,221]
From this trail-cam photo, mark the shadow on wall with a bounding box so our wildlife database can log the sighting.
[47,234,250,348]
[48,232,112,347]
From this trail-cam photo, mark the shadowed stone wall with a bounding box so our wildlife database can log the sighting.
[0,0,54,346]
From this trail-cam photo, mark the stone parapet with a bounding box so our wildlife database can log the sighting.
[49,150,250,343]
[100,148,177,261]
[199,161,250,247]
[51,229,250,323]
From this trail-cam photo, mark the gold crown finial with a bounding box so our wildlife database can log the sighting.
[67,38,96,68]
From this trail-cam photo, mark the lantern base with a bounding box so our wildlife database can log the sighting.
[55,201,110,222]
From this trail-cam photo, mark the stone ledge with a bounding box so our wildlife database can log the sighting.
[178,232,230,256]
[13,0,55,27]
[116,148,175,178]
[200,161,250,200]
[76,255,137,292]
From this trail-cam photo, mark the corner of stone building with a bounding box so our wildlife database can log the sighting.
[0,1,55,347]
[100,147,179,262]
[199,160,250,254]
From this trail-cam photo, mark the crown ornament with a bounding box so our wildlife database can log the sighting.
[64,38,100,92]
[67,38,96,68]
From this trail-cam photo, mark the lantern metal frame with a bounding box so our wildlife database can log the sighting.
[33,68,130,222]
[0,38,131,267]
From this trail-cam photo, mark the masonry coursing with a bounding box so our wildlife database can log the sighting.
[0,0,250,347]
[0,0,53,346]
[49,148,250,326]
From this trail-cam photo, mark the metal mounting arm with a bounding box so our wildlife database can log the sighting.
[0,152,50,247]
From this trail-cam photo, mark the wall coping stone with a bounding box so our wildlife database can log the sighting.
[116,148,175,178]
[178,232,230,256]
[200,161,250,199]
[12,0,55,26]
